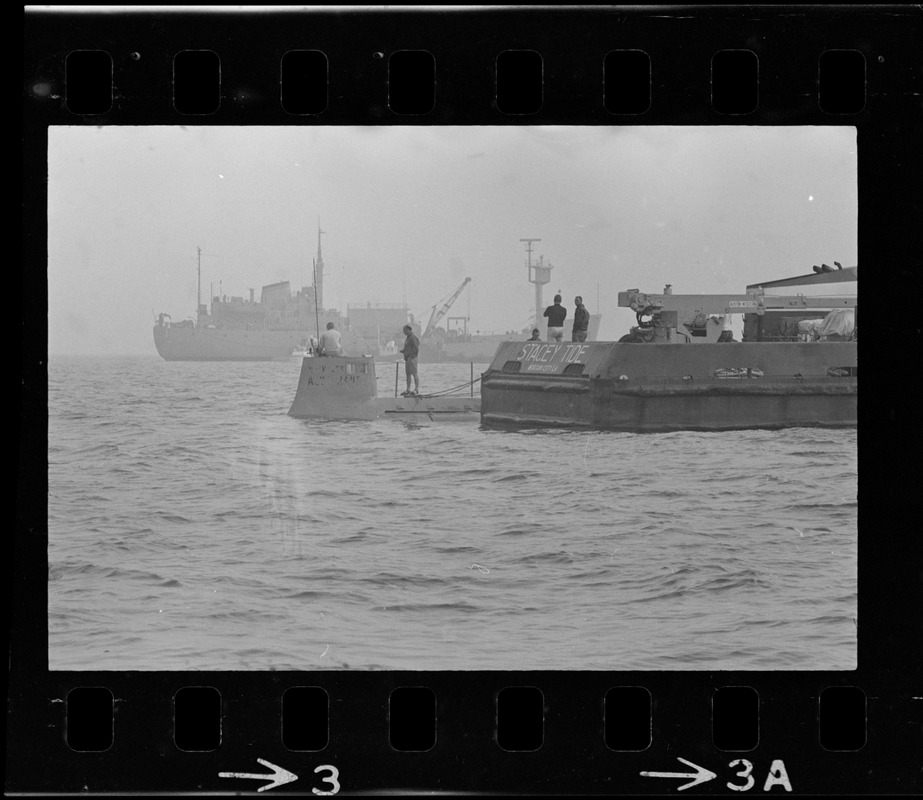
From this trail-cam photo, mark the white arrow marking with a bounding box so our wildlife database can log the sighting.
[640,757,717,791]
[219,758,298,792]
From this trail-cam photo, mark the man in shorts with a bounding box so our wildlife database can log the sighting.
[400,324,420,396]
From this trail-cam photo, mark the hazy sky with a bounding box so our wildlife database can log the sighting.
[47,125,857,355]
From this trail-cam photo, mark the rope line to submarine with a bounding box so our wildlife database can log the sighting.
[415,376,481,398]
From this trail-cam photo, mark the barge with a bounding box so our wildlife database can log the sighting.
[480,268,857,432]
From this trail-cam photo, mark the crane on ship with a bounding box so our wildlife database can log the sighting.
[422,277,471,340]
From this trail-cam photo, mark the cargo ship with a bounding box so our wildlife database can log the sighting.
[153,230,371,361]
[480,265,857,432]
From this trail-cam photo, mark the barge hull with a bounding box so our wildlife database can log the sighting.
[482,383,856,431]
[480,341,857,432]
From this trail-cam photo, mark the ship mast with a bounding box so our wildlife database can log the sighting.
[196,245,203,320]
[315,221,325,312]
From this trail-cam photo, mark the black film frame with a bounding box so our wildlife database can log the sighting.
[16,5,923,796]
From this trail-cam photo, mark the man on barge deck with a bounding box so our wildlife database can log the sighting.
[543,294,567,342]
[571,296,589,342]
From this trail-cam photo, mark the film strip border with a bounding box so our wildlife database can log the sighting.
[23,6,917,123]
[18,5,923,796]
[49,43,869,120]
[12,674,909,794]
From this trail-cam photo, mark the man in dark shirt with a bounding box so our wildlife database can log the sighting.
[571,296,590,342]
[400,324,420,396]
[543,294,567,342]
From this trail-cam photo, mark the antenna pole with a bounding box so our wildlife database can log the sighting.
[521,238,549,331]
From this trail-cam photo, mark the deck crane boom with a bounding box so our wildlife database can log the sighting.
[422,277,471,339]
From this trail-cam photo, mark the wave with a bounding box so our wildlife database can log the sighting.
[372,601,482,613]
[153,512,196,523]
[516,550,577,565]
[49,562,168,584]
[362,572,457,588]
[691,573,775,592]
[786,501,858,510]
[496,527,534,537]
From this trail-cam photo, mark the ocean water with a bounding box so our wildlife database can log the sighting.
[47,355,857,671]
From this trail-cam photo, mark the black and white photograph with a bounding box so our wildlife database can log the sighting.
[47,124,858,673]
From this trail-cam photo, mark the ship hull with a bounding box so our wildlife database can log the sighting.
[153,325,299,361]
[420,339,507,363]
[153,325,366,361]
[480,341,857,432]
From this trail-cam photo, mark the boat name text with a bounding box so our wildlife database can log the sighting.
[517,343,590,372]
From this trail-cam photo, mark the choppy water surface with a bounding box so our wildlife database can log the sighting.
[48,355,857,671]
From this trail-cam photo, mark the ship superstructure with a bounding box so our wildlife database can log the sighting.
[153,228,371,361]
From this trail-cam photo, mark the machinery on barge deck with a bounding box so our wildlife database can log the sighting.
[479,268,857,432]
